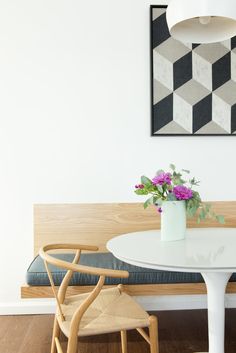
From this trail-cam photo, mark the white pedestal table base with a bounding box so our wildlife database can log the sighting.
[201,272,232,353]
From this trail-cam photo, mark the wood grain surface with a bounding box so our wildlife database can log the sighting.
[34,202,236,255]
[21,282,236,299]
[1,310,236,353]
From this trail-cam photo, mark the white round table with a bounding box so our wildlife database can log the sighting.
[107,228,236,353]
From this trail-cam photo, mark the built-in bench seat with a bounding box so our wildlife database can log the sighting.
[26,251,236,288]
[27,252,208,286]
[22,202,236,299]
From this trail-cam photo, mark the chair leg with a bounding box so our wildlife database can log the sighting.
[51,316,60,353]
[121,330,128,353]
[149,315,159,353]
[67,334,78,353]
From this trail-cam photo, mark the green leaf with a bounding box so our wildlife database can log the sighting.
[157,185,163,193]
[153,196,159,205]
[173,178,185,185]
[156,169,164,176]
[189,177,200,186]
[182,169,190,174]
[143,196,154,209]
[199,210,206,220]
[166,193,176,201]
[169,164,176,171]
[186,204,198,218]
[134,189,148,195]
[141,176,152,186]
[216,215,225,224]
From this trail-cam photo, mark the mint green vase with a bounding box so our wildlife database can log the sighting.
[161,201,186,241]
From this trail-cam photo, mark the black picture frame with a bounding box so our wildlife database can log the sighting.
[150,5,236,136]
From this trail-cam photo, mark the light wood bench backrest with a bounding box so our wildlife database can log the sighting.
[34,202,236,256]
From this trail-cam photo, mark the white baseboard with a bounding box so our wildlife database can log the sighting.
[140,293,236,310]
[0,300,56,315]
[1,294,236,315]
[135,294,208,311]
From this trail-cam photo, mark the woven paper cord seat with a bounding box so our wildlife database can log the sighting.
[60,287,149,337]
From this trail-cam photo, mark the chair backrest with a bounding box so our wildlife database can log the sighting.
[34,202,236,256]
[39,243,129,323]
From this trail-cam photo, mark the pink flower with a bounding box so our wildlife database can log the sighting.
[152,172,172,186]
[173,185,193,200]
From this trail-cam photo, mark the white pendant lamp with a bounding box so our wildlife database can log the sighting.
[166,0,236,43]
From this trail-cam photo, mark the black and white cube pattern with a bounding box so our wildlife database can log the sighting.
[151,6,236,135]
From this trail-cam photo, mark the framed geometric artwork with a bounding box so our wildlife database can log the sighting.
[150,5,236,136]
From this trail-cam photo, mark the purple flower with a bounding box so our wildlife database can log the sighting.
[152,172,172,186]
[173,185,193,200]
[157,207,163,213]
[135,184,144,189]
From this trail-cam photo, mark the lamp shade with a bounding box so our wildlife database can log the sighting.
[166,0,236,43]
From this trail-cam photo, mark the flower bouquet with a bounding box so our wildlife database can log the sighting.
[134,164,224,241]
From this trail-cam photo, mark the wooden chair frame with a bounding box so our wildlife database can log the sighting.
[39,243,159,353]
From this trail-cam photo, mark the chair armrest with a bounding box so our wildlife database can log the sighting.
[42,243,99,252]
[39,244,129,279]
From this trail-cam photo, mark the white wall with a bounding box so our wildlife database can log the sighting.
[0,0,235,311]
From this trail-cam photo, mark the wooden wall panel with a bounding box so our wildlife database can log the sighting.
[34,201,236,256]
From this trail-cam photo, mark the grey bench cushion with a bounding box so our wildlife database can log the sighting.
[27,252,207,286]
